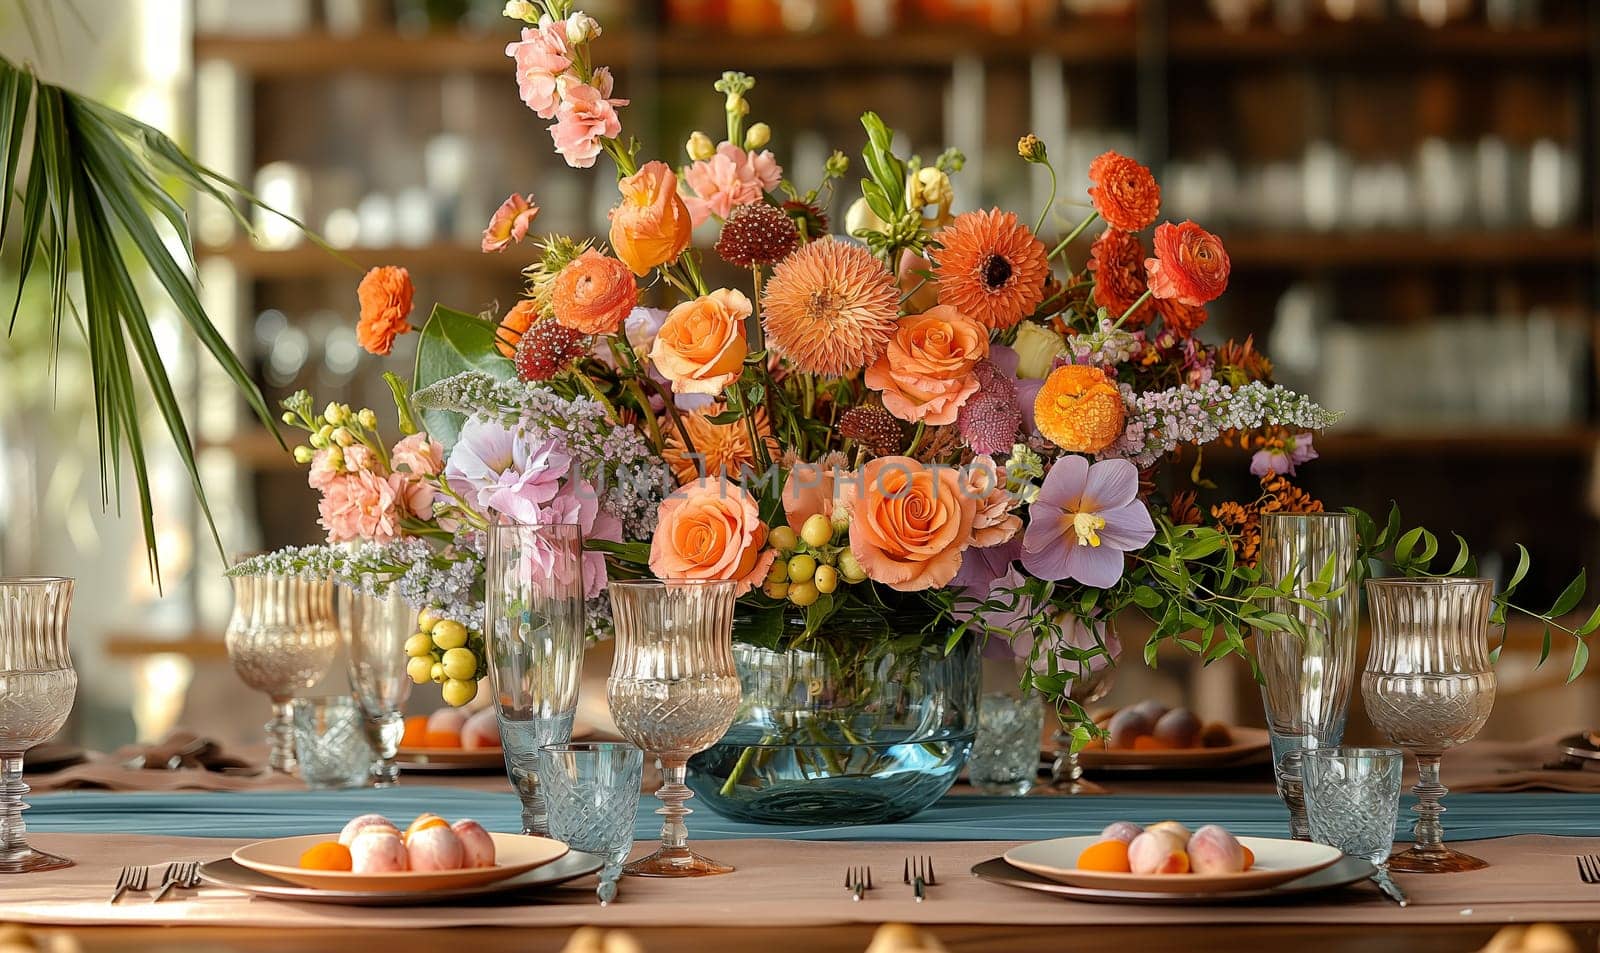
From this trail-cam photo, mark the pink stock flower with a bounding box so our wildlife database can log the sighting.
[681,142,783,225]
[1021,456,1155,588]
[550,70,627,169]
[481,193,540,253]
[343,445,377,472]
[388,473,436,521]
[392,433,444,477]
[506,19,572,119]
[307,449,340,491]
[318,471,403,544]
[1250,432,1318,477]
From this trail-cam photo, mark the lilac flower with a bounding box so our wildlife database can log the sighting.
[1250,432,1318,477]
[1020,456,1155,587]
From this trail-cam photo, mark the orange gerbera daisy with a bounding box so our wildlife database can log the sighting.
[929,209,1050,331]
[1087,151,1161,233]
[761,237,900,376]
[662,404,780,485]
[1087,229,1154,327]
[1033,364,1126,454]
[356,266,415,356]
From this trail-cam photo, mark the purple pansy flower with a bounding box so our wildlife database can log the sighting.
[1020,456,1155,587]
[1250,432,1318,477]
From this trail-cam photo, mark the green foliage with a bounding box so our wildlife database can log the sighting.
[412,305,516,447]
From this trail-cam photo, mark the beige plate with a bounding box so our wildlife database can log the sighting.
[1003,835,1342,893]
[1076,725,1271,771]
[233,832,569,891]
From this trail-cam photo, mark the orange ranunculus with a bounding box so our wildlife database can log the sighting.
[609,160,693,276]
[356,266,415,356]
[1034,364,1126,454]
[649,476,775,596]
[847,456,978,592]
[649,288,749,396]
[863,306,989,425]
[1087,151,1161,233]
[1145,220,1230,306]
[495,298,540,358]
[550,249,638,336]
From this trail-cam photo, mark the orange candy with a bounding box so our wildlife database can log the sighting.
[1075,839,1132,873]
[423,730,462,749]
[298,842,353,871]
[1241,845,1255,870]
[405,814,449,843]
[400,716,428,748]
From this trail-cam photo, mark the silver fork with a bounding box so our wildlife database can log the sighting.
[110,865,150,904]
[903,855,936,902]
[154,861,202,902]
[1577,855,1600,884]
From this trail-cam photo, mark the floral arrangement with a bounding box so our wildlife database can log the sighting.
[233,0,1595,722]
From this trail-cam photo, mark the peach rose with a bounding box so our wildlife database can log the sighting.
[551,249,638,336]
[1145,220,1230,306]
[864,306,989,425]
[356,266,414,356]
[495,298,540,358]
[649,289,749,396]
[964,457,1021,548]
[609,160,693,276]
[847,456,978,592]
[649,476,775,596]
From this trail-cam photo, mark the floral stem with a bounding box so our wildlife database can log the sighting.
[1048,211,1100,266]
[636,368,698,461]
[1113,289,1153,330]
[748,266,765,352]
[1035,161,1059,236]
[905,421,927,457]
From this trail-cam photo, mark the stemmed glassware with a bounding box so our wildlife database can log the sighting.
[484,522,587,837]
[225,572,339,774]
[607,579,741,877]
[1362,577,1497,872]
[0,577,77,873]
[340,584,414,786]
[1050,666,1115,795]
[1254,512,1360,839]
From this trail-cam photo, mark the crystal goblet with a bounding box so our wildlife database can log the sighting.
[1362,577,1496,873]
[225,573,339,774]
[0,577,77,873]
[340,584,414,786]
[607,579,740,877]
[484,522,587,836]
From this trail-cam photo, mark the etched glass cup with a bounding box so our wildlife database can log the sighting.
[484,522,586,837]
[607,579,740,877]
[538,741,644,903]
[1362,577,1497,873]
[971,692,1044,796]
[1254,512,1360,839]
[1303,746,1404,865]
[340,584,414,786]
[0,577,77,873]
[225,572,339,774]
[293,696,375,789]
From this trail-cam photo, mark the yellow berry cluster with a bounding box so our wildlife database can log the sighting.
[403,609,486,707]
[284,401,382,465]
[763,512,868,607]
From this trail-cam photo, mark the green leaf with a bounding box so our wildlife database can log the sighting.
[1505,545,1531,595]
[1568,639,1589,684]
[1131,585,1162,609]
[413,305,516,447]
[1548,570,1587,618]
[1539,625,1552,666]
[1445,533,1471,576]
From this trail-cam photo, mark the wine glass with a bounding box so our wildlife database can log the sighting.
[607,579,741,877]
[1362,577,1496,872]
[225,572,339,774]
[484,522,587,837]
[1049,665,1115,794]
[0,577,77,873]
[340,583,414,786]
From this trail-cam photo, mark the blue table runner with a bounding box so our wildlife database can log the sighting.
[25,789,1600,843]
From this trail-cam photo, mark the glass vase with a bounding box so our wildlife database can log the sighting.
[687,606,980,825]
[1362,577,1496,872]
[1254,512,1359,840]
[225,573,338,774]
[0,577,76,873]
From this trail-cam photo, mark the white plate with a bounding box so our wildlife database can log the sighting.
[1003,835,1342,893]
[200,852,603,906]
[233,831,568,891]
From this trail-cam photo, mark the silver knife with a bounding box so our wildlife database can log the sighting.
[1373,867,1409,907]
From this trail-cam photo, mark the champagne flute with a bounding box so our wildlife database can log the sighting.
[0,577,77,873]
[1362,577,1496,872]
[225,572,339,774]
[607,579,740,877]
[340,583,414,786]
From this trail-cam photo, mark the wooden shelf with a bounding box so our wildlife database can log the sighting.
[1167,22,1589,62]
[198,241,508,278]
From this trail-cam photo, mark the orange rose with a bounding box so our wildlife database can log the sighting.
[1087,151,1161,233]
[551,249,638,336]
[609,160,693,276]
[649,476,775,596]
[356,266,414,356]
[847,456,978,592]
[495,298,539,358]
[1145,220,1230,306]
[863,306,989,425]
[649,288,750,396]
[1034,364,1126,454]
